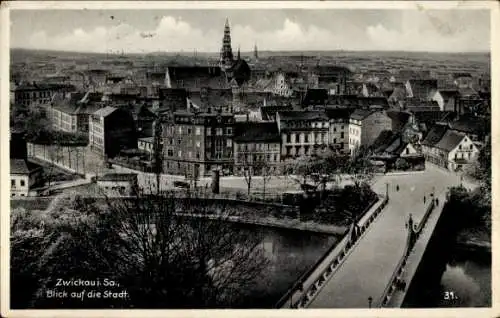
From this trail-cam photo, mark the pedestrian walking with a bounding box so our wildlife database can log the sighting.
[436,198,439,206]
[396,184,399,192]
[424,196,426,204]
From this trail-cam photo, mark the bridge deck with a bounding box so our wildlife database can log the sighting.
[307,165,464,308]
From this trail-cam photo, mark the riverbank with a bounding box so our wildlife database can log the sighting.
[175,212,347,235]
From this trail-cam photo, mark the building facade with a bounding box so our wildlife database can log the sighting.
[233,122,282,176]
[10,159,43,197]
[89,106,137,159]
[348,109,393,155]
[162,110,235,177]
[277,111,330,159]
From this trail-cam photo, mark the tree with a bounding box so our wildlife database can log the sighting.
[344,146,375,189]
[11,188,270,308]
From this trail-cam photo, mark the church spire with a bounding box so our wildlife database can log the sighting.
[254,43,258,60]
[220,17,234,70]
[237,45,241,60]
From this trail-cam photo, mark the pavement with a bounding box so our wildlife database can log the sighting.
[307,164,474,308]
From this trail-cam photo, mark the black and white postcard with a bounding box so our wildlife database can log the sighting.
[1,1,498,317]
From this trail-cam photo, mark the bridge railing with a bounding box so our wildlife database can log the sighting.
[276,194,389,308]
[377,196,438,307]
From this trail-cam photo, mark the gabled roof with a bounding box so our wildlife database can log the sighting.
[421,124,449,147]
[233,122,280,143]
[10,159,30,174]
[434,130,466,152]
[406,100,440,112]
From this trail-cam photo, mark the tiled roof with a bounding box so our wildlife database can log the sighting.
[434,130,465,152]
[278,110,328,122]
[10,159,30,174]
[233,122,280,142]
[421,124,449,147]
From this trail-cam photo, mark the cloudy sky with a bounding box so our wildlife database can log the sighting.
[10,9,490,53]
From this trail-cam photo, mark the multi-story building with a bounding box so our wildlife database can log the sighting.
[50,92,103,133]
[162,110,235,177]
[348,109,393,155]
[233,122,281,176]
[276,110,330,159]
[89,106,137,159]
[325,107,351,155]
[421,124,480,171]
[11,83,75,107]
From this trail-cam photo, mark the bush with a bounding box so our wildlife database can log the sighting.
[395,158,410,171]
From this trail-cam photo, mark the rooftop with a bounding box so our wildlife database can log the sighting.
[93,106,117,117]
[233,122,281,143]
[434,129,466,152]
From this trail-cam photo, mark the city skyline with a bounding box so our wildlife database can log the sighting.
[11,9,491,54]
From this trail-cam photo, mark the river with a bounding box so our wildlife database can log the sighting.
[403,242,491,308]
[227,223,339,308]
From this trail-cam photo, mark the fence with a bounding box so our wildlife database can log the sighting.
[275,194,389,308]
[377,197,437,307]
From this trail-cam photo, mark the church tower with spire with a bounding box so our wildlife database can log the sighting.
[220,18,234,70]
[253,43,258,60]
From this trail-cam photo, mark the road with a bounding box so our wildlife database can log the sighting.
[307,164,473,308]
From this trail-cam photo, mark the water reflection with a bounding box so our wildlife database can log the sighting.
[231,224,338,308]
[438,252,491,307]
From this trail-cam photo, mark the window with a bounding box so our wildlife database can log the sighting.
[470,144,473,150]
[341,132,344,138]
[178,127,183,134]
[216,128,223,136]
[196,141,201,148]
[178,150,182,157]
[177,139,182,145]
[227,139,232,147]
[459,145,462,150]
[11,179,15,186]
[287,134,291,143]
[195,127,201,135]
[226,127,232,135]
[206,128,212,136]
[304,134,309,143]
[20,180,25,187]
[187,128,192,134]
[188,151,192,158]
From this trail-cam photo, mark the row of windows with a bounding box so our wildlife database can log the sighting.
[236,143,279,152]
[174,126,233,136]
[285,133,329,144]
[286,121,329,129]
[239,153,279,163]
[11,179,26,187]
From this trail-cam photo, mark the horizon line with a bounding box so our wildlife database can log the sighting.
[10,47,491,55]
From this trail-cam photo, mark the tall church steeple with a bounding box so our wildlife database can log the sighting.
[254,43,258,60]
[220,18,234,70]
